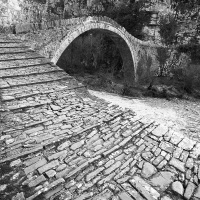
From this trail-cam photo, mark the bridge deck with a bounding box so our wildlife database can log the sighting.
[0,36,200,200]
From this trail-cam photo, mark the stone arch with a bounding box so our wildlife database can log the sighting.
[52,17,138,85]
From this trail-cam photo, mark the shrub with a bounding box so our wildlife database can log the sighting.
[158,14,178,45]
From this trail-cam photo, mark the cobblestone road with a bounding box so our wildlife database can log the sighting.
[1,36,200,200]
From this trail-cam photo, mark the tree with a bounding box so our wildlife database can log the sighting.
[170,0,200,44]
[159,14,178,45]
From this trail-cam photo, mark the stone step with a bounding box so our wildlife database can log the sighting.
[0,43,28,48]
[0,64,63,78]
[0,71,71,88]
[1,79,80,99]
[4,100,51,111]
[0,39,22,43]
[0,52,43,61]
[0,47,33,54]
[2,87,83,110]
[0,58,50,69]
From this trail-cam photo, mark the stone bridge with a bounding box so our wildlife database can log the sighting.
[16,16,159,86]
[0,19,200,200]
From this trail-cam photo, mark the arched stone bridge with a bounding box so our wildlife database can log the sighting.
[16,16,159,86]
[0,18,200,200]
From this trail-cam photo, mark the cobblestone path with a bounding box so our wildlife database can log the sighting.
[1,37,200,200]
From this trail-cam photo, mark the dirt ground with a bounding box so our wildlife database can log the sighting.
[89,89,200,141]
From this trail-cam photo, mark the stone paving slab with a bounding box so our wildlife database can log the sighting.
[0,43,29,48]
[0,71,70,88]
[0,58,50,69]
[0,52,43,61]
[1,37,200,200]
[0,80,83,100]
[0,39,23,43]
[0,64,63,78]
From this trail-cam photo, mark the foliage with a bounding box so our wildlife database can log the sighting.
[177,37,200,63]
[170,0,200,44]
[156,47,170,77]
[85,0,153,38]
[158,14,178,45]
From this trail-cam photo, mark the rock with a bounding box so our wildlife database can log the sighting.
[186,158,194,169]
[24,157,41,167]
[178,138,196,151]
[50,104,61,110]
[12,192,25,200]
[93,189,112,200]
[56,164,67,172]
[118,192,133,200]
[194,175,198,185]
[170,132,184,145]
[105,160,115,168]
[161,196,173,200]
[70,140,85,150]
[157,160,167,169]
[10,159,22,167]
[38,159,59,174]
[104,161,121,175]
[48,150,68,161]
[130,176,160,200]
[24,158,47,175]
[141,162,157,178]
[2,95,15,101]
[46,170,56,178]
[28,175,46,187]
[6,138,15,145]
[57,141,71,151]
[194,185,200,199]
[121,183,144,200]
[190,143,200,159]
[169,158,185,172]
[62,191,72,200]
[152,125,168,137]
[0,135,11,140]
[180,151,189,162]
[149,171,175,191]
[86,167,104,182]
[142,152,154,161]
[173,147,183,158]
[0,184,7,192]
[186,169,192,180]
[44,178,65,191]
[179,173,185,182]
[184,182,196,200]
[198,166,200,180]
[153,155,164,166]
[171,181,184,196]
[159,141,174,153]
[12,172,20,180]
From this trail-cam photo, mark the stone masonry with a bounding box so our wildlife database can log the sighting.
[1,37,200,200]
[15,16,160,86]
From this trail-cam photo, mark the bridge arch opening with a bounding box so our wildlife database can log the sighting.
[53,22,136,88]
